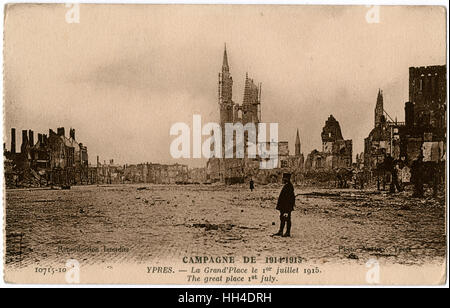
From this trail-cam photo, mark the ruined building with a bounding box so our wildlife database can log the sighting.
[321,115,353,169]
[278,129,304,171]
[218,44,235,136]
[188,167,207,184]
[305,115,352,170]
[374,89,384,127]
[46,128,89,185]
[207,45,309,184]
[218,44,262,157]
[403,65,446,163]
[91,159,190,185]
[3,127,89,187]
[364,65,446,173]
[295,129,301,157]
[409,65,446,132]
[208,44,263,184]
[364,89,405,170]
[218,45,261,135]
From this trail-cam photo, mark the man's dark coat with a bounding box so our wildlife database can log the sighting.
[276,182,295,213]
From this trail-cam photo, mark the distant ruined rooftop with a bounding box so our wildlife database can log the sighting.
[321,115,344,143]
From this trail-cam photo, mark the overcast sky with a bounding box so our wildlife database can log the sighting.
[3,4,446,167]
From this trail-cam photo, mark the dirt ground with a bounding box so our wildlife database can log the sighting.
[4,183,446,268]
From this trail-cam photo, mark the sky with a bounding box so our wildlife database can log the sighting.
[3,4,447,167]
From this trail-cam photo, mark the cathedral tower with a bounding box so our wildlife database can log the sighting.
[218,44,234,130]
[375,89,384,127]
[295,129,301,157]
[241,72,261,125]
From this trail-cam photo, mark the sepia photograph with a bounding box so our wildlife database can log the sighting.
[1,2,448,287]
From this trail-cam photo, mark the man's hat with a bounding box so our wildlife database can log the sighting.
[282,173,291,180]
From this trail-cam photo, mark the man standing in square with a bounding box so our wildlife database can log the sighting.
[273,173,295,237]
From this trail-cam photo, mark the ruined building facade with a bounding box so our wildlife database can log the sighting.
[295,129,301,157]
[218,45,261,134]
[278,130,304,172]
[209,45,263,184]
[364,65,446,175]
[409,65,446,132]
[218,45,235,136]
[364,89,405,170]
[92,159,190,185]
[4,127,89,187]
[207,45,306,184]
[305,115,353,170]
[403,65,446,164]
[375,89,384,127]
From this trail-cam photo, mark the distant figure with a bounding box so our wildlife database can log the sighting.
[389,160,403,193]
[376,174,380,191]
[336,173,342,188]
[384,154,393,191]
[432,162,439,198]
[411,153,425,198]
[249,179,255,192]
[352,169,357,189]
[356,170,365,190]
[384,154,394,171]
[273,173,295,238]
[336,169,350,188]
[399,156,410,185]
